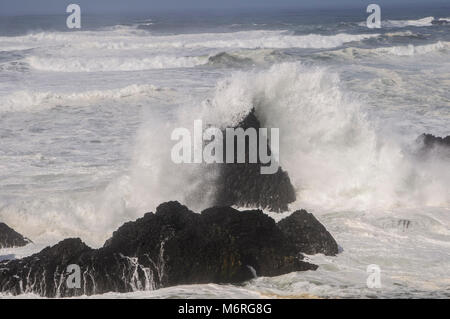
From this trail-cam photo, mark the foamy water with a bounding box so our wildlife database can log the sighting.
[0,10,449,298]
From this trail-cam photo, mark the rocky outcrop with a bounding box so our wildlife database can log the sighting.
[0,201,338,297]
[213,109,296,212]
[0,223,32,248]
[416,134,450,158]
[417,134,450,149]
[278,210,339,256]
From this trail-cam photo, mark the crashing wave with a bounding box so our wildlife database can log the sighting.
[1,30,380,51]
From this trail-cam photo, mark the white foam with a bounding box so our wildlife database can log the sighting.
[199,63,450,211]
[380,41,448,56]
[384,16,435,28]
[1,30,379,51]
[0,84,164,113]
[322,41,449,59]
[25,55,208,72]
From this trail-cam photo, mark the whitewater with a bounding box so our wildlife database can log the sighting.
[0,10,449,298]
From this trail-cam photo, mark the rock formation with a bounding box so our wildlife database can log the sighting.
[0,201,338,297]
[0,223,32,249]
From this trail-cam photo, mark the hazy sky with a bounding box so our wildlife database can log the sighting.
[0,0,448,15]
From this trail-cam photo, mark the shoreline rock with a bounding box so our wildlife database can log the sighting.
[214,109,296,212]
[417,134,450,149]
[0,201,338,297]
[0,223,32,249]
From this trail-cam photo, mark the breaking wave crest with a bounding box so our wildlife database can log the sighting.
[0,84,165,113]
[318,41,449,60]
[198,63,450,210]
[1,30,380,51]
[25,55,208,72]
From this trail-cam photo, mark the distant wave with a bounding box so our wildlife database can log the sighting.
[358,16,442,28]
[377,41,449,56]
[382,31,423,39]
[0,84,165,113]
[318,41,449,60]
[0,61,29,72]
[1,30,380,51]
[0,45,36,52]
[384,16,435,28]
[25,55,208,72]
[79,31,380,50]
[207,49,284,67]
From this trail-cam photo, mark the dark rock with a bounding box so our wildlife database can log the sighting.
[213,109,296,212]
[0,222,32,248]
[278,210,339,256]
[416,134,450,159]
[417,133,450,149]
[0,201,338,297]
[0,238,92,297]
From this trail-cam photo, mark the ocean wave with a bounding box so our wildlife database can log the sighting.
[25,55,208,72]
[0,84,165,112]
[82,31,380,50]
[358,16,436,28]
[382,31,423,38]
[378,41,449,56]
[0,45,36,52]
[1,30,380,51]
[384,16,435,28]
[318,41,449,60]
[0,61,29,72]
[207,49,283,67]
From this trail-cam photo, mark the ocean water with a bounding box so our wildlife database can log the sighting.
[0,6,449,298]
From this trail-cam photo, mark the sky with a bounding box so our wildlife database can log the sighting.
[0,0,449,15]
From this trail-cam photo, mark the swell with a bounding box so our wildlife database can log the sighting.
[24,55,208,72]
[0,84,166,113]
[0,30,380,50]
[317,41,449,60]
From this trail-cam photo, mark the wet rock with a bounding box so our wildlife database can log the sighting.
[214,109,296,212]
[278,210,339,256]
[0,201,338,297]
[416,134,450,158]
[0,223,32,248]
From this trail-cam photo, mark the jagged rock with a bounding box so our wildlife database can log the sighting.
[0,201,338,297]
[214,109,296,212]
[418,134,450,149]
[0,223,32,248]
[278,210,339,256]
[416,134,450,158]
